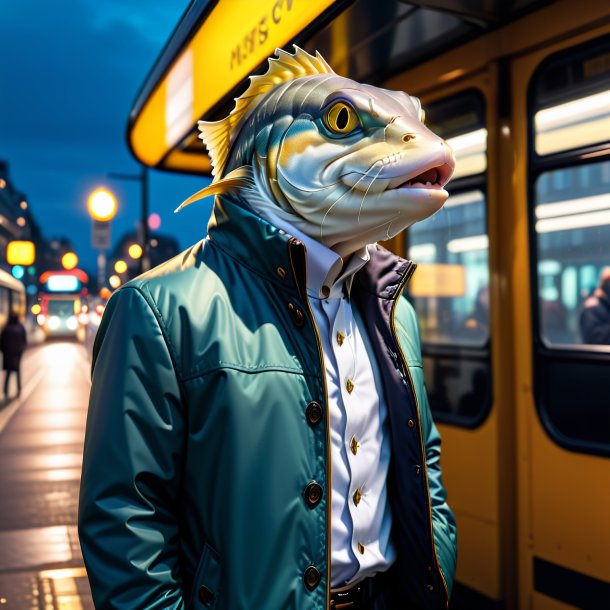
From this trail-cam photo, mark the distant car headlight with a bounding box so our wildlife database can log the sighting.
[66,316,78,331]
[48,316,61,330]
[37,314,46,326]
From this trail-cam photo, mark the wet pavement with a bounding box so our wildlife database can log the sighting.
[0,339,94,609]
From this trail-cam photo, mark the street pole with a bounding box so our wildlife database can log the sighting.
[141,167,150,273]
[97,250,106,291]
[108,167,150,274]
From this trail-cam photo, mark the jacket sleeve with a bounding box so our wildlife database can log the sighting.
[420,377,458,597]
[403,299,458,597]
[78,286,186,610]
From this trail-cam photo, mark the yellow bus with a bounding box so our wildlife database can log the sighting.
[0,267,26,327]
[127,2,610,608]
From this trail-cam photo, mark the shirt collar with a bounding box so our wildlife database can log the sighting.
[254,207,371,300]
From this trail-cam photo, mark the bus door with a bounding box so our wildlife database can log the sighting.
[511,23,610,610]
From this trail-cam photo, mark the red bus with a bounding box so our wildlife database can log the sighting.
[37,269,89,338]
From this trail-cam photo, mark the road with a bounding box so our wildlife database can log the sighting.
[0,339,94,609]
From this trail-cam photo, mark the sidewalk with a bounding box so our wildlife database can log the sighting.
[0,340,93,609]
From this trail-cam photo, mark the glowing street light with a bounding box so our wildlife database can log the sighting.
[87,188,117,222]
[128,243,143,259]
[88,187,118,290]
[31,304,41,315]
[62,252,79,270]
[108,275,121,289]
[114,260,127,274]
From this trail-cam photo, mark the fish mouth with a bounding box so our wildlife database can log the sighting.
[387,162,454,191]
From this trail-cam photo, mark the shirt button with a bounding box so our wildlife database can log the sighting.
[321,285,331,298]
[276,266,286,279]
[303,565,321,590]
[198,585,215,605]
[287,302,305,328]
[337,331,345,346]
[346,379,355,394]
[304,481,323,507]
[350,436,360,455]
[357,542,365,554]
[407,419,415,428]
[306,401,323,426]
[353,488,362,506]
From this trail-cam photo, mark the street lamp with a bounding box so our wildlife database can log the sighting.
[108,168,149,274]
[88,188,117,221]
[128,243,143,260]
[114,259,127,274]
[87,187,117,290]
[62,252,79,270]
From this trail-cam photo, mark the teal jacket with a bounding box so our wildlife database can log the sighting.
[78,196,457,610]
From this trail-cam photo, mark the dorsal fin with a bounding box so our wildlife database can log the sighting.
[197,46,334,182]
[174,166,254,213]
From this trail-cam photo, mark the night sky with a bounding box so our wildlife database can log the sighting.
[0,0,213,273]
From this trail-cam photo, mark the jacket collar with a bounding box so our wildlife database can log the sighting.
[207,195,415,301]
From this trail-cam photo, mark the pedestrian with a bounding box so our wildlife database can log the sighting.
[580,267,610,345]
[0,311,27,398]
[79,47,457,610]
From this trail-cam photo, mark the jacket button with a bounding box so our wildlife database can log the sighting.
[415,465,421,476]
[304,481,323,507]
[303,565,321,590]
[198,585,215,605]
[407,419,415,428]
[288,302,305,328]
[427,584,434,592]
[306,401,323,425]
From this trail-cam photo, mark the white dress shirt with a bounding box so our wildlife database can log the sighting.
[256,210,396,587]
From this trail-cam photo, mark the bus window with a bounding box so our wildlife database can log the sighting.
[406,90,491,426]
[530,35,610,453]
[409,189,489,346]
[534,162,610,347]
[0,287,9,327]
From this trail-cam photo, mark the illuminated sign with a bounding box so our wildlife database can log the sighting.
[166,50,194,148]
[409,264,466,298]
[130,0,340,168]
[6,240,36,266]
[46,275,80,293]
[40,269,88,285]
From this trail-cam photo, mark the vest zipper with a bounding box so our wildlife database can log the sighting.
[288,239,332,609]
[389,262,450,609]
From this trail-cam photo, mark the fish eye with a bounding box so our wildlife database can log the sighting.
[420,108,426,125]
[325,101,360,135]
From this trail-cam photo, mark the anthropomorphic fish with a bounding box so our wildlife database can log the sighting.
[177,46,455,258]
